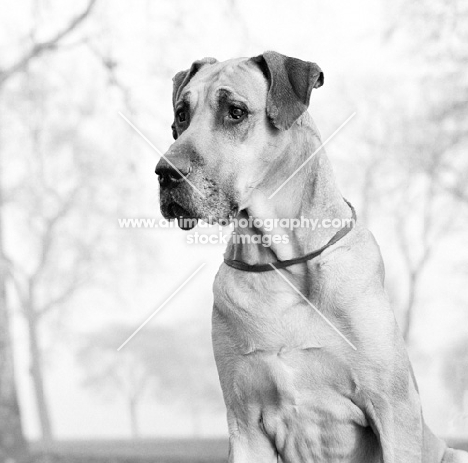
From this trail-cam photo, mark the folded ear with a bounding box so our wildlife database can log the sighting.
[251,51,324,130]
[171,57,218,139]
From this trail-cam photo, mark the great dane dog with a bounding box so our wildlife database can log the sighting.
[156,51,468,462]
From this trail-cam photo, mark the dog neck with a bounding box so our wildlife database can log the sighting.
[224,116,352,266]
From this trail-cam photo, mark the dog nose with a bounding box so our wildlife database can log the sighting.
[155,157,192,188]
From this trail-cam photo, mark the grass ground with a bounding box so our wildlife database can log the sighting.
[31,437,468,463]
[31,438,228,463]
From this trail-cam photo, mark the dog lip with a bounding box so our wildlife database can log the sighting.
[167,202,197,230]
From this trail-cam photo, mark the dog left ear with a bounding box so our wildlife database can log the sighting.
[251,51,324,130]
[171,57,218,139]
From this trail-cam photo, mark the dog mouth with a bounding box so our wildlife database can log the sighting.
[159,177,238,230]
[167,202,198,230]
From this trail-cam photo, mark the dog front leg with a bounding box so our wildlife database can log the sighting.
[363,369,425,463]
[227,410,278,463]
[228,434,279,463]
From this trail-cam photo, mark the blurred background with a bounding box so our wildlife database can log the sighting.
[0,0,467,461]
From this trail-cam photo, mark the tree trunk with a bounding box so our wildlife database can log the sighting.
[401,271,419,344]
[129,396,140,439]
[0,149,29,462]
[0,274,29,462]
[26,309,53,444]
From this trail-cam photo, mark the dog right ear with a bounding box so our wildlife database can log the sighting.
[171,57,218,139]
[251,51,324,131]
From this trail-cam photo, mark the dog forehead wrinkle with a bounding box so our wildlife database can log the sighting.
[216,87,248,102]
[188,64,223,90]
[209,58,264,89]
[187,59,267,112]
[181,66,226,108]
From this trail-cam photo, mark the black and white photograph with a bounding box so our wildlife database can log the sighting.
[0,1,467,462]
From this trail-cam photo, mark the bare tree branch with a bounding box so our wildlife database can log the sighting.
[0,0,98,86]
[38,249,90,317]
[440,177,468,206]
[31,186,81,282]
[38,275,86,316]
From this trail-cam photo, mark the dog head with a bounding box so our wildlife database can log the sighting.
[156,51,324,230]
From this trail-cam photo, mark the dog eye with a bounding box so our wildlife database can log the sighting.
[177,110,187,123]
[229,106,246,120]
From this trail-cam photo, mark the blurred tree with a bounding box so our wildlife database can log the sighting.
[442,337,468,432]
[381,0,468,205]
[78,322,223,438]
[347,0,468,344]
[345,76,459,344]
[0,0,98,446]
[78,325,160,438]
[393,0,468,342]
[0,158,28,463]
[11,150,101,444]
[390,105,458,343]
